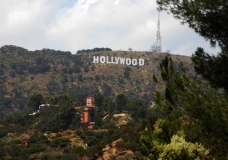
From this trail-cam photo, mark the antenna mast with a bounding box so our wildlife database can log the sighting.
[156,11,162,53]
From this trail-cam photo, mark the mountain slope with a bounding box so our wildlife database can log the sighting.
[0,45,194,118]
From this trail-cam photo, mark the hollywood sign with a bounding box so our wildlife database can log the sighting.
[93,56,145,66]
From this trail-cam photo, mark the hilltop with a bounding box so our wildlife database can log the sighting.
[0,45,194,118]
[2,45,226,160]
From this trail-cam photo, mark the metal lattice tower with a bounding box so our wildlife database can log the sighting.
[156,11,162,53]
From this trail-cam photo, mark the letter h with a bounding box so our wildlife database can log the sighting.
[93,56,99,63]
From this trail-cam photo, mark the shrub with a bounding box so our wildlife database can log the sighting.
[77,74,83,82]
[159,135,209,159]
[74,66,81,73]
[115,139,125,150]
[125,141,139,152]
[118,78,125,84]
[50,138,70,148]
[84,66,89,72]
[91,65,95,71]
[9,70,16,77]
[0,69,4,76]
[27,133,48,146]
[47,80,59,93]
[95,75,100,81]
[124,70,130,78]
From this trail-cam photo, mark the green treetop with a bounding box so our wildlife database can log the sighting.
[157,0,228,92]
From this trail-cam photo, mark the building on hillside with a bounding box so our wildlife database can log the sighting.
[38,104,59,112]
[75,97,98,128]
[39,104,50,110]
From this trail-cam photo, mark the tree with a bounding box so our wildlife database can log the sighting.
[94,92,104,109]
[103,97,115,114]
[38,107,60,132]
[0,69,4,76]
[192,47,228,92]
[39,95,76,132]
[78,74,83,82]
[27,93,45,112]
[9,70,16,77]
[102,83,112,97]
[157,0,228,92]
[47,80,59,93]
[140,128,209,159]
[159,135,209,159]
[74,66,81,73]
[115,94,127,113]
[95,75,100,81]
[94,113,103,128]
[84,66,89,72]
[126,99,146,120]
[147,56,228,159]
[124,70,130,78]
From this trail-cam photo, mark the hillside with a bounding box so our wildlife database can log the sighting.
[0,45,194,118]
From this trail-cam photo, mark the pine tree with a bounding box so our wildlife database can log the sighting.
[141,56,228,159]
[157,0,228,92]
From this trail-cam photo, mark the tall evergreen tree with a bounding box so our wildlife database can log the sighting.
[27,92,45,112]
[94,92,104,110]
[115,94,127,113]
[192,47,228,92]
[141,56,228,159]
[157,0,228,92]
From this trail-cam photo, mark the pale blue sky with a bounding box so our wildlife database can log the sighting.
[0,0,220,56]
[60,0,77,9]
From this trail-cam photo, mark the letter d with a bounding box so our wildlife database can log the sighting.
[139,59,144,66]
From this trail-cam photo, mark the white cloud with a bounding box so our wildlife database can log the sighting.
[0,0,220,56]
[47,0,157,53]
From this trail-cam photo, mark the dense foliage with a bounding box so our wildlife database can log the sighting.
[157,0,228,93]
[77,47,112,54]
[0,92,149,159]
[146,1,228,159]
[192,47,228,92]
[141,56,228,159]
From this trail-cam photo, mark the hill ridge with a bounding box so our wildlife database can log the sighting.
[0,45,193,118]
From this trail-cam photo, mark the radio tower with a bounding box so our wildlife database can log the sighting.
[156,11,162,53]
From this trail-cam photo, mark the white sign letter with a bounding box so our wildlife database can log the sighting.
[115,57,120,64]
[93,56,99,63]
[111,56,114,63]
[120,57,125,65]
[100,56,105,63]
[139,59,145,66]
[126,58,131,66]
[106,56,111,63]
[132,59,137,66]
